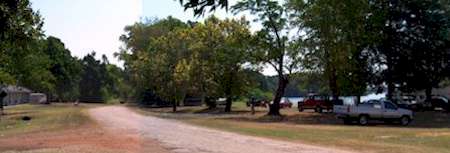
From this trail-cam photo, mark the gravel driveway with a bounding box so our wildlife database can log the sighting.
[89,106,356,153]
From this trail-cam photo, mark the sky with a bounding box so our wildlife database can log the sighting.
[30,0,274,75]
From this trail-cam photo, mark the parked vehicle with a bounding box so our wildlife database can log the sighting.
[268,98,292,109]
[246,99,269,108]
[396,94,449,111]
[429,95,449,111]
[334,99,413,126]
[280,98,293,108]
[298,94,333,113]
[395,95,422,111]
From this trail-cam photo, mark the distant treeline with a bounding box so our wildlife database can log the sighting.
[0,0,126,103]
[3,0,450,116]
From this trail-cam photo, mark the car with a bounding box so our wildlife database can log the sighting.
[399,95,449,111]
[395,95,422,111]
[429,95,449,111]
[280,98,293,108]
[268,98,292,109]
[334,99,413,126]
[246,99,269,108]
[298,94,333,113]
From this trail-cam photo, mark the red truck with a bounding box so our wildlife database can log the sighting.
[298,94,333,113]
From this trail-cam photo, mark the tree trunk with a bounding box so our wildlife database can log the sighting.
[387,81,395,101]
[329,66,339,100]
[224,69,234,113]
[251,102,255,115]
[172,101,177,112]
[268,76,288,116]
[224,96,232,112]
[0,91,6,115]
[0,100,3,115]
[386,55,394,101]
[425,87,432,102]
[356,95,361,104]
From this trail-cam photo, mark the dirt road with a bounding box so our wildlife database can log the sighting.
[89,106,356,153]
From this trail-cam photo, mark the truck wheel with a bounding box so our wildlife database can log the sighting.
[358,115,369,125]
[298,106,304,112]
[315,107,323,113]
[400,116,410,126]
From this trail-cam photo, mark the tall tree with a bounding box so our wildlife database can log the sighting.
[213,17,253,112]
[370,0,450,101]
[150,28,190,112]
[287,0,375,100]
[79,52,106,102]
[233,0,302,115]
[185,17,253,112]
[43,36,81,101]
[118,16,187,103]
[0,0,47,85]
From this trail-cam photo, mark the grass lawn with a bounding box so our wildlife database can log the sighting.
[134,101,450,153]
[0,103,91,137]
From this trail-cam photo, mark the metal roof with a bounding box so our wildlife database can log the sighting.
[1,85,32,93]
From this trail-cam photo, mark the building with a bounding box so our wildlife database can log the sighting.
[1,85,32,106]
[30,93,48,104]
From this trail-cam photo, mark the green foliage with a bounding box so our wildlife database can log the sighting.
[246,88,273,100]
[0,0,51,90]
[78,52,122,102]
[369,0,450,96]
[118,16,188,101]
[287,0,376,97]
[232,0,302,115]
[179,0,228,16]
[43,36,82,100]
[119,16,254,111]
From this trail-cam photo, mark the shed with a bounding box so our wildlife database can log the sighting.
[2,85,32,106]
[30,93,47,104]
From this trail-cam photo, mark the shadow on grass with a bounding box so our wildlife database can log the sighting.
[220,111,450,128]
[193,107,266,115]
[133,104,450,128]
[220,112,343,125]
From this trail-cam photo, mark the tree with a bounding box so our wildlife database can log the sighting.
[0,0,48,87]
[149,28,190,111]
[369,0,450,101]
[118,16,187,103]
[233,0,303,115]
[187,17,253,112]
[179,0,228,16]
[287,0,375,101]
[79,52,107,102]
[43,36,81,101]
[213,17,253,112]
[105,64,129,101]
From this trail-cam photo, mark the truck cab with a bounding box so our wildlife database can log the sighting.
[298,94,333,113]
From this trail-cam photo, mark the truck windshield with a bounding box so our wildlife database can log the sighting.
[385,102,397,110]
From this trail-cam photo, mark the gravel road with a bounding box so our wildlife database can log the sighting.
[89,106,356,153]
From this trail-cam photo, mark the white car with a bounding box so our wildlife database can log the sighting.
[334,99,413,126]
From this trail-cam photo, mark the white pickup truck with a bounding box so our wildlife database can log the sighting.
[334,99,413,126]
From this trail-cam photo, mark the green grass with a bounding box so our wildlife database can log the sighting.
[0,104,90,137]
[134,105,450,153]
[186,118,450,153]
